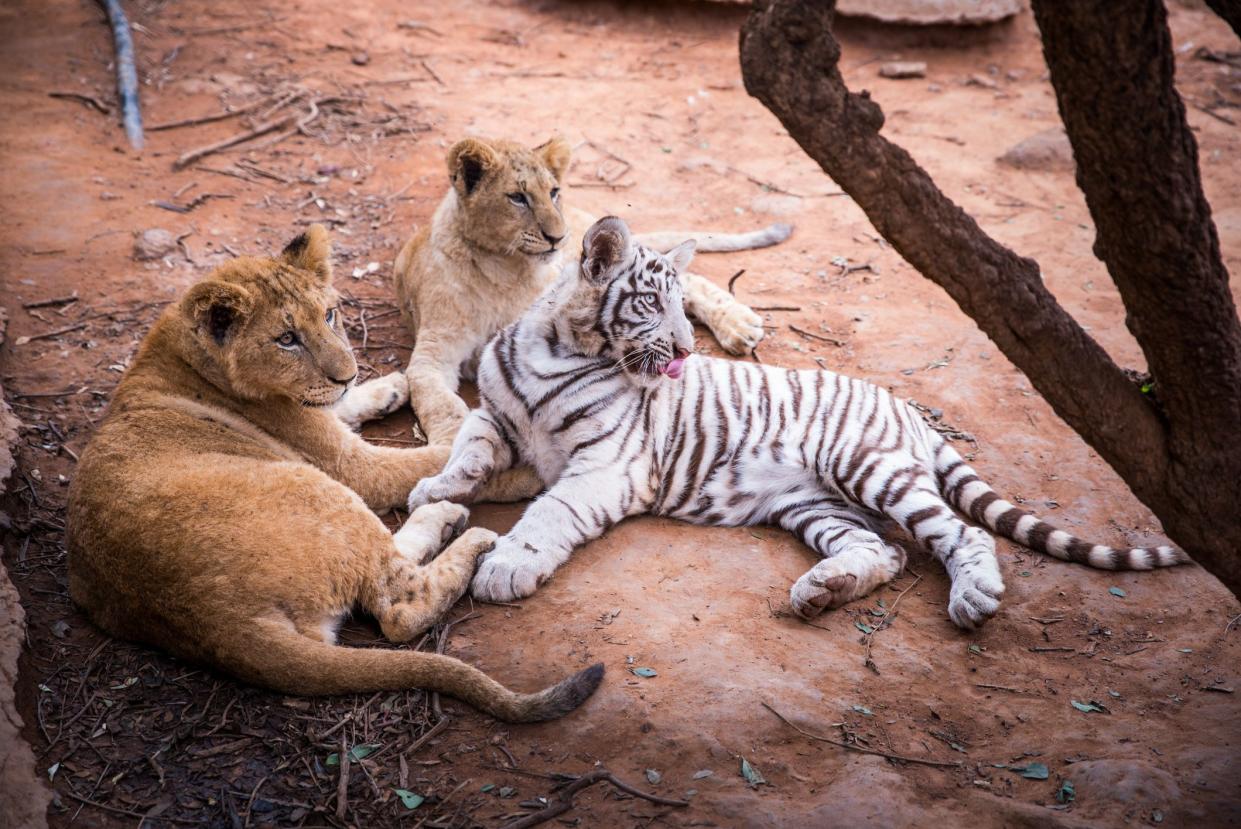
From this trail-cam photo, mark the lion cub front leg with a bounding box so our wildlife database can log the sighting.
[681,271,765,355]
[405,339,472,446]
[376,502,497,642]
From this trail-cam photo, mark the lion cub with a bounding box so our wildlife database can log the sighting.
[337,136,792,449]
[66,225,602,721]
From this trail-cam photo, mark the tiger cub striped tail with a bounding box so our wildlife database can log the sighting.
[933,441,1190,570]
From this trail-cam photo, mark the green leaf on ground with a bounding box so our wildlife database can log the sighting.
[851,704,874,717]
[326,743,381,766]
[740,757,766,788]
[1070,700,1107,714]
[1109,586,1126,598]
[631,667,658,678]
[1056,780,1075,804]
[394,790,424,810]
[645,769,662,785]
[854,621,875,634]
[1011,762,1049,780]
[481,784,495,793]
[499,787,516,798]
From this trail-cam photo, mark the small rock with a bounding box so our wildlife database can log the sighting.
[837,0,1021,25]
[133,229,178,261]
[965,73,999,89]
[351,52,370,66]
[997,127,1075,173]
[879,61,927,79]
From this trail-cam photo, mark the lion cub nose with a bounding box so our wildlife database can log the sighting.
[330,372,358,386]
[542,231,564,247]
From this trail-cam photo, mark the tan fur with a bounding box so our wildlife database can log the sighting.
[344,137,772,462]
[65,226,603,721]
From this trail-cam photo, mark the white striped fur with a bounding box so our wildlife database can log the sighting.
[410,217,1189,630]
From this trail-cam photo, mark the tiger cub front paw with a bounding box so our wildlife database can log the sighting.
[470,537,555,602]
[711,302,765,355]
[335,372,410,428]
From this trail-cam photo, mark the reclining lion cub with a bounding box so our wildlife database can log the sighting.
[66,225,603,721]
[337,136,793,447]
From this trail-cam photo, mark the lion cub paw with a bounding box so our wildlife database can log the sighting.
[711,303,765,355]
[335,372,409,429]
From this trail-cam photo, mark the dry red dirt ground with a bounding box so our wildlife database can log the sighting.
[3,1,1240,827]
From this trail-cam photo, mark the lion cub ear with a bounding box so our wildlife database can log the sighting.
[280,224,332,283]
[180,280,255,345]
[535,136,571,182]
[447,138,500,196]
[581,216,631,283]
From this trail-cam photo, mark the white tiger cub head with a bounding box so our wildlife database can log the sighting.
[570,216,696,384]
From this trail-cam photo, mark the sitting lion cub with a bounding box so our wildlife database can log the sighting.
[66,225,602,721]
[337,136,792,448]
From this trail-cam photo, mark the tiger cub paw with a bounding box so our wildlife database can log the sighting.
[470,537,554,602]
[947,559,1006,630]
[789,558,872,618]
[335,372,409,429]
[711,302,765,355]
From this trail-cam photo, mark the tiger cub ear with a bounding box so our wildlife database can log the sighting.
[580,216,631,283]
[665,239,696,274]
[535,136,572,181]
[280,224,333,283]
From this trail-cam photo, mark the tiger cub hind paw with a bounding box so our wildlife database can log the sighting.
[947,565,1006,631]
[789,559,868,618]
[712,303,765,355]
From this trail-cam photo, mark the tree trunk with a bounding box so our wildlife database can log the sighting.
[739,0,1241,595]
[1204,0,1241,39]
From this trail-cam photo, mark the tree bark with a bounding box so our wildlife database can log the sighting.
[1204,0,1241,39]
[739,0,1241,595]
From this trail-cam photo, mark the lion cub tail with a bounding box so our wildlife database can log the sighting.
[633,222,793,254]
[227,621,604,722]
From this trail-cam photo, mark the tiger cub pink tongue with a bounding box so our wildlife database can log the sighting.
[661,357,686,379]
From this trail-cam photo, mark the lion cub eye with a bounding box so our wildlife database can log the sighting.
[325,307,337,326]
[276,331,299,348]
[550,187,560,201]
[507,192,529,208]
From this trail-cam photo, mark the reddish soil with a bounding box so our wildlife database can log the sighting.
[2,1,1240,827]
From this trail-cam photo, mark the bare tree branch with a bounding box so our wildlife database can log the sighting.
[738,1,1166,492]
[739,0,1241,593]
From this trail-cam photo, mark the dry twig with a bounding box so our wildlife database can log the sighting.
[762,702,961,768]
[498,769,688,829]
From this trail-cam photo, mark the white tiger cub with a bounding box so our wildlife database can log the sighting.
[409,217,1190,629]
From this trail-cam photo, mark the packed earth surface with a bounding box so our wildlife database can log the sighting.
[2,1,1240,827]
